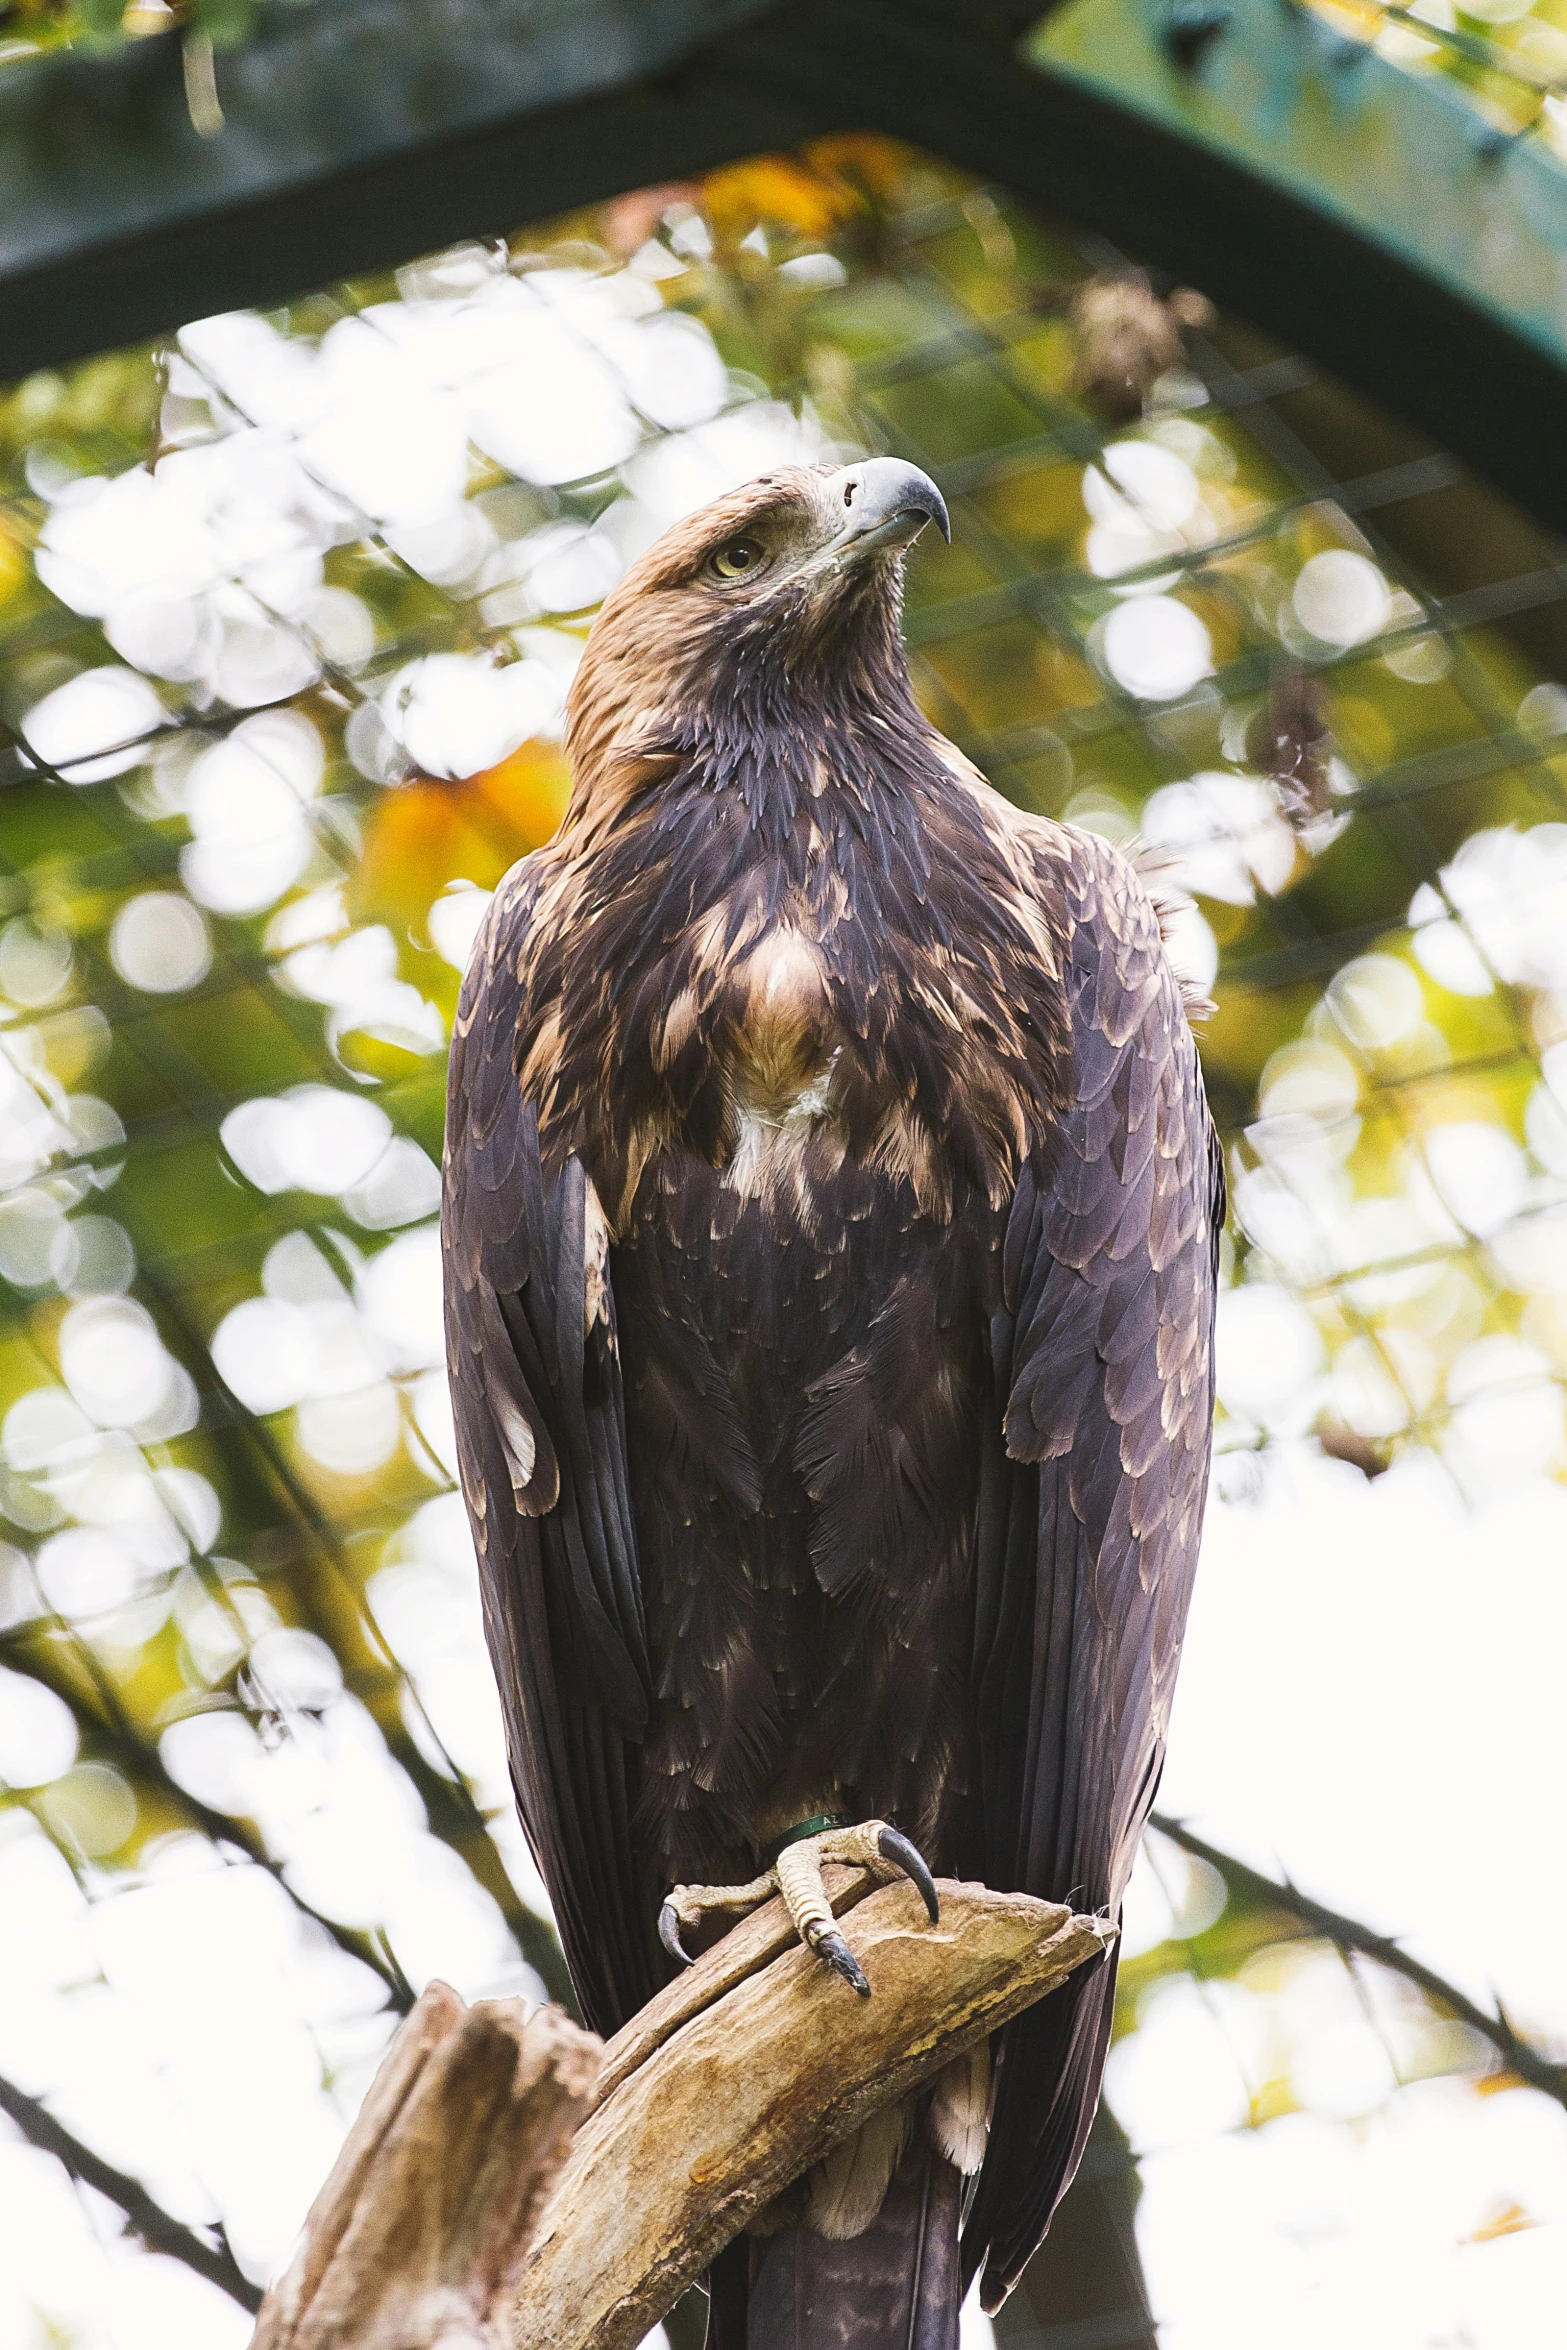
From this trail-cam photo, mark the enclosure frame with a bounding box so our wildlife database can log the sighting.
[3,0,1567,534]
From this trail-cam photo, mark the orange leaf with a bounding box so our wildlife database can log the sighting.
[700,156,860,245]
[352,741,570,938]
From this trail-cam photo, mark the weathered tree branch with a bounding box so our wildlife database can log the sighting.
[515,1874,1111,2350]
[252,1984,601,2350]
[248,1871,1109,2350]
[42,1795,1550,2331]
[1149,1812,1567,2108]
[0,2071,262,2314]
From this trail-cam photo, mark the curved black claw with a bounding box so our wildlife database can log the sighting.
[878,1826,940,1924]
[659,1901,693,1969]
[814,1928,872,1998]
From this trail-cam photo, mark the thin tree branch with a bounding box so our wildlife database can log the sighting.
[0,1627,416,2014]
[1149,1812,1567,2109]
[132,1257,578,2016]
[0,2071,263,2314]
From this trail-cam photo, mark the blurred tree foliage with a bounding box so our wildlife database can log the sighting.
[1,0,270,67]
[0,131,1564,2329]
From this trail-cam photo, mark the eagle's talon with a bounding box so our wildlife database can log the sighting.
[658,1900,693,1967]
[877,1826,940,1923]
[655,1866,780,1968]
[656,1816,936,1998]
[814,1927,872,1997]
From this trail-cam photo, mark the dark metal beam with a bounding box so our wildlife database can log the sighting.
[0,0,796,369]
[2,0,1567,538]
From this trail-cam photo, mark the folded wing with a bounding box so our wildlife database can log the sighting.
[964,832,1223,2309]
[443,870,660,2036]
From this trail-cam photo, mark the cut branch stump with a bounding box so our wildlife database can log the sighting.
[248,1877,1110,2350]
[251,1985,601,2350]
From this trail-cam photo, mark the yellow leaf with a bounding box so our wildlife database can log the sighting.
[1466,2198,1539,2243]
[0,519,25,609]
[702,156,861,244]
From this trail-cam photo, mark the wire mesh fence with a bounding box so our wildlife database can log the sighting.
[0,133,1563,2347]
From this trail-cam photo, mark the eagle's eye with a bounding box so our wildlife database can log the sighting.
[708,536,766,582]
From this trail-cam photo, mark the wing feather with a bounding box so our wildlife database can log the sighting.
[444,868,660,2036]
[964,830,1221,2311]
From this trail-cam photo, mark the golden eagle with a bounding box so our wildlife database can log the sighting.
[444,458,1221,2345]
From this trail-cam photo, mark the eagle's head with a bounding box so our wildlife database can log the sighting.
[563,459,949,819]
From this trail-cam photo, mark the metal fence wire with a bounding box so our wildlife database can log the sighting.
[0,135,1563,2333]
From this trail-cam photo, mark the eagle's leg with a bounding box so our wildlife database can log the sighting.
[659,1822,939,1997]
[776,1821,939,1997]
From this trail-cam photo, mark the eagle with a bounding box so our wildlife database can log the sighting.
[443,456,1221,2346]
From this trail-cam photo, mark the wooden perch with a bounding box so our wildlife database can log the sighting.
[249,1876,1109,2350]
[517,1876,1110,2350]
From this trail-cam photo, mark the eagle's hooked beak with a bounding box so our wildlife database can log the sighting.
[819,458,951,567]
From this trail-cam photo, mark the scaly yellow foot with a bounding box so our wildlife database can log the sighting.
[658,1819,939,1997]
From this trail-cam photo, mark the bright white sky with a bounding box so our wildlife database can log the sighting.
[1114,1445,1567,2350]
[1166,1443,1567,2036]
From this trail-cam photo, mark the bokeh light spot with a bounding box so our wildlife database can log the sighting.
[1101,596,1213,701]
[109,893,213,995]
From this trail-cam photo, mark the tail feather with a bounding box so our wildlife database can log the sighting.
[706,2237,751,2350]
[962,1952,1120,2313]
[705,2133,962,2350]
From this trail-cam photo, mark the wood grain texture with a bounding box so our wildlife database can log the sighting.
[592,1864,874,2109]
[252,1984,601,2350]
[512,1880,1111,2350]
